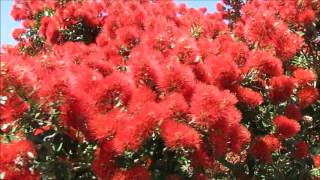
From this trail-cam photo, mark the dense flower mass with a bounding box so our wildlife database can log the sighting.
[0,0,319,179]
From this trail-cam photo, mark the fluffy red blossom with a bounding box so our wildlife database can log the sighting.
[87,110,119,141]
[297,9,315,24]
[297,87,319,108]
[229,124,251,153]
[269,75,296,103]
[190,83,238,128]
[38,17,59,45]
[0,140,35,164]
[243,51,283,77]
[129,47,162,87]
[160,119,201,150]
[0,140,38,179]
[250,135,281,162]
[158,62,195,100]
[95,72,134,113]
[273,115,300,139]
[284,104,302,121]
[293,68,317,86]
[105,103,161,153]
[160,93,189,119]
[236,86,263,108]
[128,87,157,113]
[12,28,26,41]
[0,95,29,127]
[294,141,309,159]
[206,55,241,90]
[11,4,31,20]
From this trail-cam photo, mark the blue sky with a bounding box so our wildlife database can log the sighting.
[0,0,218,46]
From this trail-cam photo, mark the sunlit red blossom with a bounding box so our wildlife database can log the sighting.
[160,93,189,119]
[95,72,134,113]
[243,51,283,77]
[160,119,201,150]
[294,141,309,159]
[0,140,35,164]
[106,103,160,153]
[273,115,300,139]
[157,62,195,100]
[297,87,319,108]
[2,0,319,178]
[236,86,263,108]
[128,86,157,113]
[269,75,296,103]
[229,124,251,153]
[87,110,119,141]
[211,106,242,134]
[12,28,26,41]
[250,135,281,162]
[190,83,238,128]
[297,9,315,24]
[313,155,320,168]
[22,20,35,28]
[0,95,29,126]
[38,17,60,45]
[11,4,31,20]
[293,68,317,86]
[0,140,38,179]
[238,0,303,60]
[206,55,241,90]
[111,167,150,180]
[284,104,302,121]
[128,47,162,87]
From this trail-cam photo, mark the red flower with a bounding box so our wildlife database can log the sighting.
[243,51,283,77]
[269,75,296,103]
[297,9,315,24]
[294,141,309,159]
[297,87,319,108]
[236,86,263,108]
[160,93,189,119]
[229,124,251,153]
[273,115,300,139]
[87,110,118,141]
[250,135,281,162]
[38,17,59,45]
[160,119,201,150]
[158,61,195,100]
[12,28,26,41]
[190,83,238,128]
[293,68,317,86]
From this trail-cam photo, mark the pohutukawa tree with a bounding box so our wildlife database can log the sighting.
[1,0,320,179]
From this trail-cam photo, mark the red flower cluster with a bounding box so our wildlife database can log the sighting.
[0,140,38,179]
[273,115,301,139]
[251,135,281,162]
[1,0,319,178]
